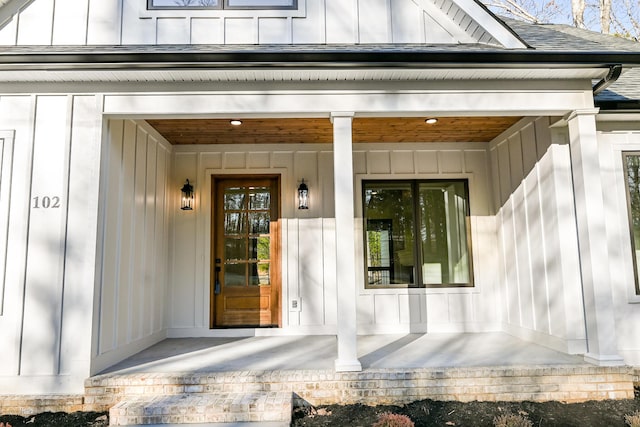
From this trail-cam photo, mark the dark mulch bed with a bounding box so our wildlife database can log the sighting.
[291,389,640,426]
[3,389,640,427]
[0,412,108,427]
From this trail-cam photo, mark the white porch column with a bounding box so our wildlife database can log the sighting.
[331,112,362,372]
[567,109,624,366]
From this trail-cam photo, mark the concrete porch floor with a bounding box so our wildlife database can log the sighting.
[85,333,636,423]
[100,332,584,375]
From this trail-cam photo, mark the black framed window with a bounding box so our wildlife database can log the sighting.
[623,152,640,294]
[148,0,297,10]
[363,180,473,288]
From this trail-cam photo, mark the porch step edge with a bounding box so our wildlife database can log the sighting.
[108,391,292,426]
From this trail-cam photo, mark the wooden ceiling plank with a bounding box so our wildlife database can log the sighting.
[146,117,522,145]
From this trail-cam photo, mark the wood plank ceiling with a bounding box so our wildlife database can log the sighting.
[146,117,522,145]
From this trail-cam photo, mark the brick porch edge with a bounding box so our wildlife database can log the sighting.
[1,365,638,416]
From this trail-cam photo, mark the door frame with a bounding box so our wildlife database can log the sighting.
[209,174,282,328]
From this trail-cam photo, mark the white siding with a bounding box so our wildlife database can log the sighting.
[168,142,500,336]
[354,146,499,333]
[490,117,587,354]
[0,0,502,46]
[0,95,101,393]
[93,119,170,374]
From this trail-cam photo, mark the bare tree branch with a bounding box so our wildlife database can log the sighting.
[485,0,541,23]
[610,0,640,40]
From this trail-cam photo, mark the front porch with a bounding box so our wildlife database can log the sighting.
[1,333,634,425]
[80,333,634,425]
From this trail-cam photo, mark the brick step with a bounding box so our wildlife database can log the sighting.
[84,366,635,414]
[108,391,292,426]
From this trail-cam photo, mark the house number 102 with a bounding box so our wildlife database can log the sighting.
[32,196,61,209]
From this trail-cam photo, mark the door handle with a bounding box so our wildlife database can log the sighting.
[214,266,221,294]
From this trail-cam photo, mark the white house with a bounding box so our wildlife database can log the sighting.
[2,0,640,397]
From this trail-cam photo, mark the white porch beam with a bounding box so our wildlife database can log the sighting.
[567,109,624,366]
[103,90,593,118]
[331,112,362,372]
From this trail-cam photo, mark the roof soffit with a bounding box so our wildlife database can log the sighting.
[0,0,33,27]
[418,0,528,48]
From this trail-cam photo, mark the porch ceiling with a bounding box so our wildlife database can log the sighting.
[146,116,523,145]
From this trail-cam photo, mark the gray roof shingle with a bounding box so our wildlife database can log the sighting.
[3,11,640,105]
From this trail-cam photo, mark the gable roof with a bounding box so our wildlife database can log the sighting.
[1,2,640,91]
[0,0,526,48]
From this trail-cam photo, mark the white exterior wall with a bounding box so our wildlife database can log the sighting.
[168,142,500,337]
[598,125,640,365]
[92,119,171,374]
[353,145,500,333]
[0,0,500,46]
[490,117,588,354]
[0,94,102,393]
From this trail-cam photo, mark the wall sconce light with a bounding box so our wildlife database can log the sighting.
[298,179,309,210]
[181,179,194,211]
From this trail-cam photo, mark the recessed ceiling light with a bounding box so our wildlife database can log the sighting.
[230,120,243,126]
[425,118,438,125]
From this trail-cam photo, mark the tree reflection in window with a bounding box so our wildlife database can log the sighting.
[363,180,472,288]
[148,0,296,9]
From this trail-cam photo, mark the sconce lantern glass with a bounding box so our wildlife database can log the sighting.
[181,179,194,211]
[298,179,309,210]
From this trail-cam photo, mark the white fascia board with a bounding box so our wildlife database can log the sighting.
[453,0,528,49]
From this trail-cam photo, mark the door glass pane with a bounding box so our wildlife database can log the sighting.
[220,183,273,289]
[249,262,270,286]
[224,188,246,210]
[225,263,245,286]
[249,212,270,234]
[418,181,471,285]
[624,153,640,294]
[248,236,270,261]
[249,188,270,210]
[363,182,415,285]
[225,238,246,261]
[225,212,246,235]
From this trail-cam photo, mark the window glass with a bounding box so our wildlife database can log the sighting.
[227,0,295,6]
[364,182,415,286]
[623,152,640,294]
[148,0,296,9]
[363,180,473,288]
[418,181,471,285]
[150,0,221,7]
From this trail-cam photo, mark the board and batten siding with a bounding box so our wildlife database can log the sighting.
[353,145,500,333]
[92,119,171,374]
[490,117,587,354]
[169,142,500,336]
[0,0,498,46]
[0,95,101,393]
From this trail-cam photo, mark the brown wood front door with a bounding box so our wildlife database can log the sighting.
[211,176,281,328]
